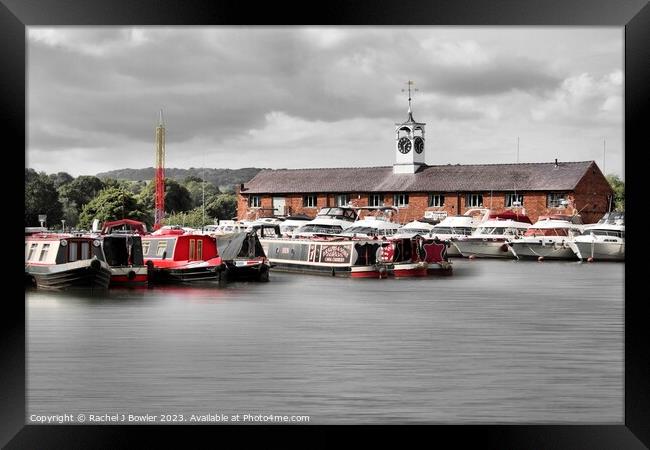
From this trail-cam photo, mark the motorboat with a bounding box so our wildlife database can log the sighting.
[568,212,624,261]
[453,210,532,258]
[429,208,490,257]
[392,219,436,238]
[507,215,583,260]
[337,206,402,239]
[203,220,250,237]
[291,206,358,238]
[279,214,312,236]
[25,232,112,290]
[142,226,224,282]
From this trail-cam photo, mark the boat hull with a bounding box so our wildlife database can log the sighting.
[508,241,577,260]
[453,238,514,259]
[569,241,625,261]
[223,260,271,282]
[109,266,148,285]
[27,259,111,290]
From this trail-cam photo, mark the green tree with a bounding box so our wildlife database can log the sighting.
[78,187,151,229]
[58,176,106,210]
[138,179,193,213]
[205,193,237,220]
[25,173,63,227]
[182,178,219,209]
[48,171,74,189]
[165,207,209,228]
[606,174,625,212]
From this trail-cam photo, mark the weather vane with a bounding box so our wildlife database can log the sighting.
[401,80,418,114]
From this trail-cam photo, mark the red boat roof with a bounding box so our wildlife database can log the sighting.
[101,219,148,235]
[488,210,533,224]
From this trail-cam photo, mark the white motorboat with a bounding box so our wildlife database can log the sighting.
[453,210,532,258]
[507,215,584,260]
[291,206,358,238]
[279,214,312,236]
[429,208,490,257]
[568,212,624,261]
[337,206,402,238]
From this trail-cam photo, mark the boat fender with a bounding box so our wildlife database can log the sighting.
[500,244,509,252]
[127,270,136,280]
[146,260,154,271]
[90,259,101,271]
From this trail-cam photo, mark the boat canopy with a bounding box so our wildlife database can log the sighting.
[216,231,266,261]
[101,219,148,235]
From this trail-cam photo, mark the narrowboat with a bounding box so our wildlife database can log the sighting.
[142,226,224,282]
[25,233,112,290]
[99,219,149,285]
[216,225,272,282]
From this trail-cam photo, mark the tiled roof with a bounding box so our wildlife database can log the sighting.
[241,161,599,194]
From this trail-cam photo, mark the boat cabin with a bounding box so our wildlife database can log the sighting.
[142,233,218,262]
[26,234,105,265]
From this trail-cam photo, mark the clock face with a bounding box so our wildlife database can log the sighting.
[414,137,424,154]
[398,137,412,154]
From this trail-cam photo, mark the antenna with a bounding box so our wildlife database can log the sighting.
[517,137,520,163]
[603,138,606,174]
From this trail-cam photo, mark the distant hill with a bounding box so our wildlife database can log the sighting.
[96,167,264,191]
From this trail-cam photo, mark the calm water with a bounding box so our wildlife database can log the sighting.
[26,259,624,424]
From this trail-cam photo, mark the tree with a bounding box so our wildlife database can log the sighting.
[182,178,219,209]
[48,172,74,189]
[205,193,238,220]
[606,174,624,212]
[25,173,63,227]
[78,187,151,229]
[165,207,209,228]
[138,179,193,213]
[58,176,106,210]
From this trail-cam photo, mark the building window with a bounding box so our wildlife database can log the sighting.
[250,195,261,208]
[336,194,349,206]
[505,194,524,207]
[369,194,384,207]
[393,194,409,208]
[466,193,483,207]
[547,193,567,208]
[303,195,317,208]
[428,194,445,207]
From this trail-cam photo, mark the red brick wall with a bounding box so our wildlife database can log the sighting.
[237,178,612,224]
[571,163,613,224]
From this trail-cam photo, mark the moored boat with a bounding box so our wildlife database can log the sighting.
[216,225,272,282]
[99,219,149,285]
[568,212,624,261]
[429,208,490,257]
[507,214,583,260]
[25,232,112,290]
[453,210,532,258]
[142,226,224,282]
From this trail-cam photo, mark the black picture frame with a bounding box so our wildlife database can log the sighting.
[5,0,649,447]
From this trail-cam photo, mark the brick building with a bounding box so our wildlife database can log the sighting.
[237,90,613,224]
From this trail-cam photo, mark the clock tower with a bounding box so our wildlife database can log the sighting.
[394,80,426,174]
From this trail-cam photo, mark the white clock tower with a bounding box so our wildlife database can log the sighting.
[394,80,426,174]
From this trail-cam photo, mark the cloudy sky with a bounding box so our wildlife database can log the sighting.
[27,27,624,178]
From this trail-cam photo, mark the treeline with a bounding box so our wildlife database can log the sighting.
[25,169,241,230]
[96,167,262,193]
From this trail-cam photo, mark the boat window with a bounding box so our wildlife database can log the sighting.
[39,243,50,262]
[156,241,167,256]
[69,242,78,261]
[343,209,357,220]
[317,208,331,216]
[189,239,195,260]
[197,239,203,260]
[296,224,343,234]
[587,229,623,238]
[80,242,90,260]
[142,241,150,255]
[27,243,38,261]
[328,208,344,216]
[433,227,453,234]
